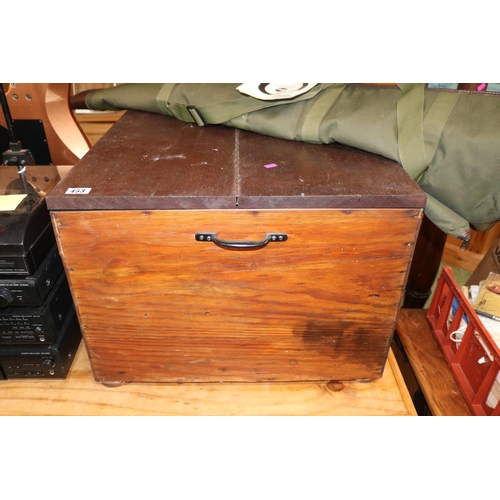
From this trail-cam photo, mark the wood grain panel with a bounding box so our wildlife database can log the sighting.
[75,110,126,146]
[53,208,422,384]
[395,309,472,416]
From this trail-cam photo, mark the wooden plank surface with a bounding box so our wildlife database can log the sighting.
[395,308,472,416]
[46,111,426,211]
[236,128,425,209]
[52,208,421,384]
[0,346,416,416]
[48,112,238,210]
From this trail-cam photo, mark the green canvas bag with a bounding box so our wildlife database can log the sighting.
[85,83,500,242]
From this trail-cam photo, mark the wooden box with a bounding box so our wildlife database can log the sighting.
[46,111,425,385]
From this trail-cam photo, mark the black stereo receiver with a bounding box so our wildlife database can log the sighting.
[0,305,81,379]
[0,272,72,344]
[0,244,63,308]
[0,192,56,276]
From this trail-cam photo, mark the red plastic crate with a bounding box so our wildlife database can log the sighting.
[427,266,500,416]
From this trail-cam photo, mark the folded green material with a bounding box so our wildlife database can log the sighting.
[85,83,500,240]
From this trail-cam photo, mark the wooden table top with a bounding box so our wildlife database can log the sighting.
[0,345,415,416]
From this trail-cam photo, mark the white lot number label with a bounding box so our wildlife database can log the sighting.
[65,188,92,194]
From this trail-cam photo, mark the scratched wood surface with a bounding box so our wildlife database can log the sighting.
[52,208,422,384]
[46,111,426,212]
[0,345,416,416]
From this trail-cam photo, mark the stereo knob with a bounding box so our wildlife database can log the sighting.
[0,288,14,308]
[42,358,56,368]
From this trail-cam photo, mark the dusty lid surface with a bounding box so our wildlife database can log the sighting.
[47,111,426,211]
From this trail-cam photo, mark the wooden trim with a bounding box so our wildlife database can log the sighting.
[74,110,126,123]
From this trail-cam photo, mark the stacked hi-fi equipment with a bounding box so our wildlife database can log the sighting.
[0,83,82,380]
[0,170,82,381]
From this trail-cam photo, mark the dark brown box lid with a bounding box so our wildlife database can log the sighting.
[47,111,426,211]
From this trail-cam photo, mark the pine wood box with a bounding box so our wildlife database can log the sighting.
[46,111,425,386]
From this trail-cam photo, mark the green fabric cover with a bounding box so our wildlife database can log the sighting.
[85,83,500,240]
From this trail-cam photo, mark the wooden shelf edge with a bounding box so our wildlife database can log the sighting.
[395,309,472,416]
[388,348,418,416]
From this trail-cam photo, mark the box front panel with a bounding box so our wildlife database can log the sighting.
[52,208,421,383]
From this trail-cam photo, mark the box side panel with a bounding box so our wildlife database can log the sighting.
[52,208,422,383]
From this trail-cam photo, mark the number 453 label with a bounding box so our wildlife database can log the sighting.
[65,188,92,194]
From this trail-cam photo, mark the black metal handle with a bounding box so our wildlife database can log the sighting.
[195,232,287,250]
